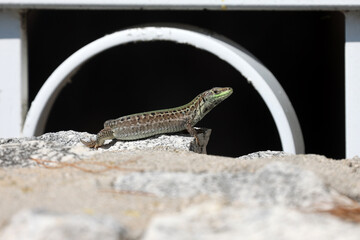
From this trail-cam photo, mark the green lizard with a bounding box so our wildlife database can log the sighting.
[81,87,233,148]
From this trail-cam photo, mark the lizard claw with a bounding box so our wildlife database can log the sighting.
[194,135,200,146]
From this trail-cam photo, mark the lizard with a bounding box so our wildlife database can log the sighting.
[81,87,233,148]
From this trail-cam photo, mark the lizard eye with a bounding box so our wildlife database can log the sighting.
[213,90,219,94]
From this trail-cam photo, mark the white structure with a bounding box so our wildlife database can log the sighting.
[0,1,360,157]
[0,10,27,139]
[345,12,360,158]
[21,26,304,154]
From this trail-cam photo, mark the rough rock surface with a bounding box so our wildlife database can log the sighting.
[0,131,360,240]
[0,209,127,240]
[113,162,344,208]
[238,150,292,159]
[144,203,360,240]
[0,129,210,167]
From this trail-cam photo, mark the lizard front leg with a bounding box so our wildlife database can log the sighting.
[185,122,200,145]
[81,127,115,148]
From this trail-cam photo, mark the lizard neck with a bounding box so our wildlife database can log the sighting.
[175,93,209,126]
[180,87,233,125]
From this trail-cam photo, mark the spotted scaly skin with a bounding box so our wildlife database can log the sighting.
[81,87,233,148]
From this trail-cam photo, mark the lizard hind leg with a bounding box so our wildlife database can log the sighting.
[80,138,97,148]
[81,127,115,148]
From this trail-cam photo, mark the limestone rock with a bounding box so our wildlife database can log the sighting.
[0,129,211,167]
[143,203,360,240]
[238,150,291,159]
[0,209,127,240]
[96,127,211,154]
[0,132,359,240]
[113,162,345,208]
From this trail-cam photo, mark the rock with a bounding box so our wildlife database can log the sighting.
[0,209,127,240]
[113,171,240,199]
[113,162,346,208]
[238,150,291,159]
[0,134,359,240]
[0,129,211,167]
[97,127,211,154]
[243,161,336,208]
[143,203,360,240]
[0,131,94,168]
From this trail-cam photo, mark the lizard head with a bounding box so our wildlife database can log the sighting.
[191,87,233,124]
[202,87,233,106]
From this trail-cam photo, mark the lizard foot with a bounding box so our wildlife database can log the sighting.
[80,138,98,148]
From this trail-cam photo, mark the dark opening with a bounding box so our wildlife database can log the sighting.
[27,10,345,158]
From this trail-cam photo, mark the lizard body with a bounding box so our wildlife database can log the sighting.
[81,87,233,148]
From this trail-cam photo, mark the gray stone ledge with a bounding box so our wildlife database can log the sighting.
[0,128,211,168]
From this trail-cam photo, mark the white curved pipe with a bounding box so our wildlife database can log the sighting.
[23,25,304,153]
